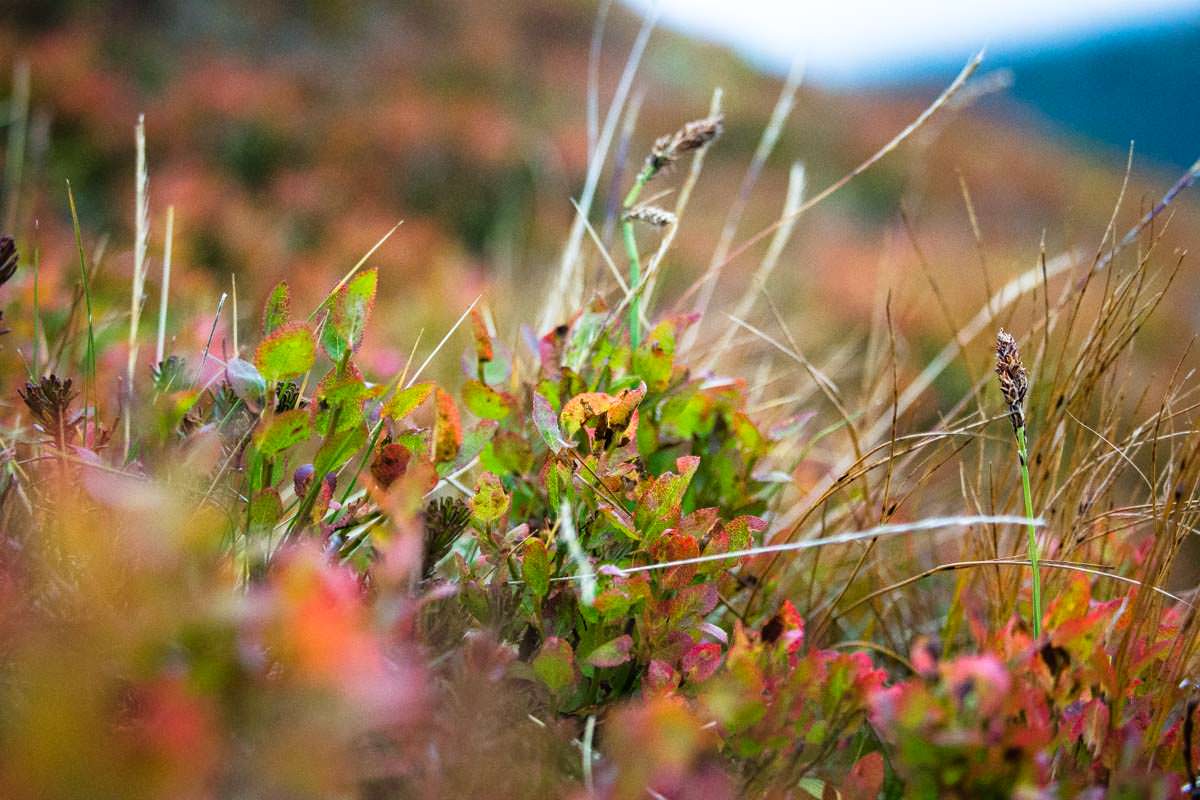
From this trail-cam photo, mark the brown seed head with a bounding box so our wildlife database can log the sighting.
[624,204,677,228]
[647,114,724,174]
[995,329,1028,431]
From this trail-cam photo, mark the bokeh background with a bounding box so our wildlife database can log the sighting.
[3,0,1200,409]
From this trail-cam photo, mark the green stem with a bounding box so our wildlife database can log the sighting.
[621,167,653,348]
[66,183,97,447]
[1016,425,1042,638]
[622,221,641,347]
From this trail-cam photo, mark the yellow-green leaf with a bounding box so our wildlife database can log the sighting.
[462,379,515,420]
[255,322,316,382]
[384,382,434,421]
[470,471,510,523]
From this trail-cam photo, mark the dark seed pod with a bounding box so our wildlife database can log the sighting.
[995,329,1028,432]
[0,235,17,288]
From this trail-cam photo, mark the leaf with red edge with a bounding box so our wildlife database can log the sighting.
[585,634,633,668]
[431,388,462,463]
[470,307,494,364]
[635,455,700,543]
[678,507,719,539]
[321,267,377,362]
[533,638,578,695]
[669,582,718,624]
[537,325,567,379]
[533,392,567,453]
[262,281,290,336]
[700,515,766,573]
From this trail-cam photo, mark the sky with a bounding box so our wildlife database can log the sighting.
[622,0,1200,84]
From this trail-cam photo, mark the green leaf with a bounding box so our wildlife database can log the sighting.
[444,420,497,476]
[532,638,577,695]
[248,489,283,533]
[533,392,567,453]
[255,322,316,382]
[462,379,516,420]
[321,268,377,362]
[522,537,551,601]
[564,309,605,373]
[262,281,291,336]
[314,421,367,476]
[384,382,434,421]
[253,409,312,456]
[631,319,677,392]
[584,634,633,669]
[470,471,510,523]
[480,431,533,476]
[314,366,367,434]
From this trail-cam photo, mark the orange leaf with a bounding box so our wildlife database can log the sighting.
[431,388,462,463]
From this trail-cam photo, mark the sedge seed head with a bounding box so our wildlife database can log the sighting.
[995,329,1028,431]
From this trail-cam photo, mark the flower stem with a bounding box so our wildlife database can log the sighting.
[1016,425,1042,638]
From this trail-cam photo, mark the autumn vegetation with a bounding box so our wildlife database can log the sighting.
[4,3,1200,798]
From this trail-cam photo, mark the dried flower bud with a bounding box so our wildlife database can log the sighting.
[995,329,1028,432]
[423,496,472,577]
[19,374,79,444]
[624,204,676,228]
[0,235,17,287]
[647,114,724,174]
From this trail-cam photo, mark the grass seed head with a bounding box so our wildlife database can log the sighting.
[647,114,724,175]
[624,204,677,228]
[995,329,1028,432]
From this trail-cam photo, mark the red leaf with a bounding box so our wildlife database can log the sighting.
[370,442,410,489]
[842,752,884,800]
[682,642,722,683]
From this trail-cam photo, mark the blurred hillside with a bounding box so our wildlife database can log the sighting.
[867,14,1200,169]
[2,0,1199,416]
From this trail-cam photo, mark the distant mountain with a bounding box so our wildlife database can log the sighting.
[995,17,1200,168]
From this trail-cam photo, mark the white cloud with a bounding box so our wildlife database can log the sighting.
[622,0,1200,83]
